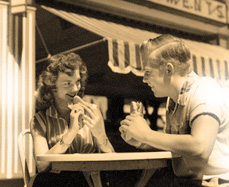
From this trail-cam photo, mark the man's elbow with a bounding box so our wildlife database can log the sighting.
[192,143,212,161]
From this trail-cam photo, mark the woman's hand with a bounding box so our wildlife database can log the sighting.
[73,96,106,140]
[72,96,115,152]
[69,104,84,133]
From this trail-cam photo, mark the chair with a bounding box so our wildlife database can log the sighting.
[18,129,101,187]
[18,129,34,187]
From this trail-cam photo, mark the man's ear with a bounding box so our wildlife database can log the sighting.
[166,63,174,76]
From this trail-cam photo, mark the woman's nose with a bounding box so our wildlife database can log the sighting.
[72,83,81,92]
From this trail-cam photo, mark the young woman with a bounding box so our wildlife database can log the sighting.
[30,52,114,187]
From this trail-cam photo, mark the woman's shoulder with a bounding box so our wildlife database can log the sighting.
[34,109,47,122]
[31,110,47,136]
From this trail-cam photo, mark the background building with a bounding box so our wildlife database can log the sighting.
[0,0,229,185]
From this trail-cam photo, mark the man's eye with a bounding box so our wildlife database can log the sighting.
[144,71,150,76]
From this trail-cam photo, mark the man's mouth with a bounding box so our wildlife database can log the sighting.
[148,83,154,88]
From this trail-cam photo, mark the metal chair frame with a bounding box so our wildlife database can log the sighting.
[18,129,100,187]
[18,129,33,187]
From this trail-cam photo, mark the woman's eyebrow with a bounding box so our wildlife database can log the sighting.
[61,77,72,81]
[59,77,73,83]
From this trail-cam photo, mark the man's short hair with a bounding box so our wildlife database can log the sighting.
[140,34,191,76]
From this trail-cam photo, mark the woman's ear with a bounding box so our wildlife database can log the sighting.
[166,63,174,76]
[51,88,57,93]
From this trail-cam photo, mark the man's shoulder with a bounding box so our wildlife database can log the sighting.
[198,76,218,83]
[185,76,225,112]
[191,76,222,93]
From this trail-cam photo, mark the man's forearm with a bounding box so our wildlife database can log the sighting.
[142,130,205,158]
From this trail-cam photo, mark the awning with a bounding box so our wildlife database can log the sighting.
[42,5,229,81]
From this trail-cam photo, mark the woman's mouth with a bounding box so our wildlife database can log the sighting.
[66,94,76,99]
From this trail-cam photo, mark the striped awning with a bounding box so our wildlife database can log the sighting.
[42,5,229,81]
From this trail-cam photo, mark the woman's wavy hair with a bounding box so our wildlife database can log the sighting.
[36,52,88,111]
[140,34,191,76]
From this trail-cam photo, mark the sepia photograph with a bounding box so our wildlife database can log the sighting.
[0,0,229,186]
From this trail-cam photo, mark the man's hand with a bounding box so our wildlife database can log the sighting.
[119,126,142,147]
[120,114,151,143]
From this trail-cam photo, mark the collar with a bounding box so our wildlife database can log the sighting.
[46,103,59,118]
[167,71,198,111]
[176,71,198,106]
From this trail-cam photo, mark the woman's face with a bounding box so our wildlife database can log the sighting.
[54,69,81,108]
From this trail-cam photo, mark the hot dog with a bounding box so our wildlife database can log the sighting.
[130,101,143,116]
[123,101,143,141]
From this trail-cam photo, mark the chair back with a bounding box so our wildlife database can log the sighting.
[18,129,99,187]
[18,129,34,187]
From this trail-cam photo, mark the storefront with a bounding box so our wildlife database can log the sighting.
[0,0,229,180]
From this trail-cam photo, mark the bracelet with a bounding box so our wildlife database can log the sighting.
[97,137,108,146]
[136,143,145,149]
[60,136,72,147]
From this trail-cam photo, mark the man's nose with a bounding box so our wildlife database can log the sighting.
[142,76,147,83]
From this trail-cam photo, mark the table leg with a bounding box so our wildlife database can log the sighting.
[83,171,94,187]
[91,171,103,187]
[135,169,157,187]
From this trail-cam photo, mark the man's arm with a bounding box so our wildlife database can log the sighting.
[120,114,219,159]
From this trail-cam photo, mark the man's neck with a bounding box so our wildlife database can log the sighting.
[169,75,188,103]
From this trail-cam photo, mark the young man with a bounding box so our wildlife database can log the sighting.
[120,34,229,186]
[30,52,114,187]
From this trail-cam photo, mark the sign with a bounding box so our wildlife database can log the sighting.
[147,0,227,23]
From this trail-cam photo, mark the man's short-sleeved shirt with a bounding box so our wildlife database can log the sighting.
[165,71,229,177]
[31,103,97,153]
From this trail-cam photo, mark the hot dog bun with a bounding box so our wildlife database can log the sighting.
[130,101,143,115]
[123,101,143,141]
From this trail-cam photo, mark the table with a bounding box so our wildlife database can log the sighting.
[37,151,177,187]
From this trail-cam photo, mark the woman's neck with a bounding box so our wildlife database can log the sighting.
[54,101,71,123]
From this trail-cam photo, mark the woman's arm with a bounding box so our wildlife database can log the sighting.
[74,96,115,153]
[94,135,115,153]
[31,108,83,172]
[82,107,115,153]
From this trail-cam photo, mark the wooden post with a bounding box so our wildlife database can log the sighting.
[0,0,36,179]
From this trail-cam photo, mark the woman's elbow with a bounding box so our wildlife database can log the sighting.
[36,161,51,173]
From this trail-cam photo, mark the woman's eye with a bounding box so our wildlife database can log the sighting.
[64,82,71,86]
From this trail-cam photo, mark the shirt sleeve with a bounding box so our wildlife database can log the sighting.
[189,78,224,126]
[30,111,47,137]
